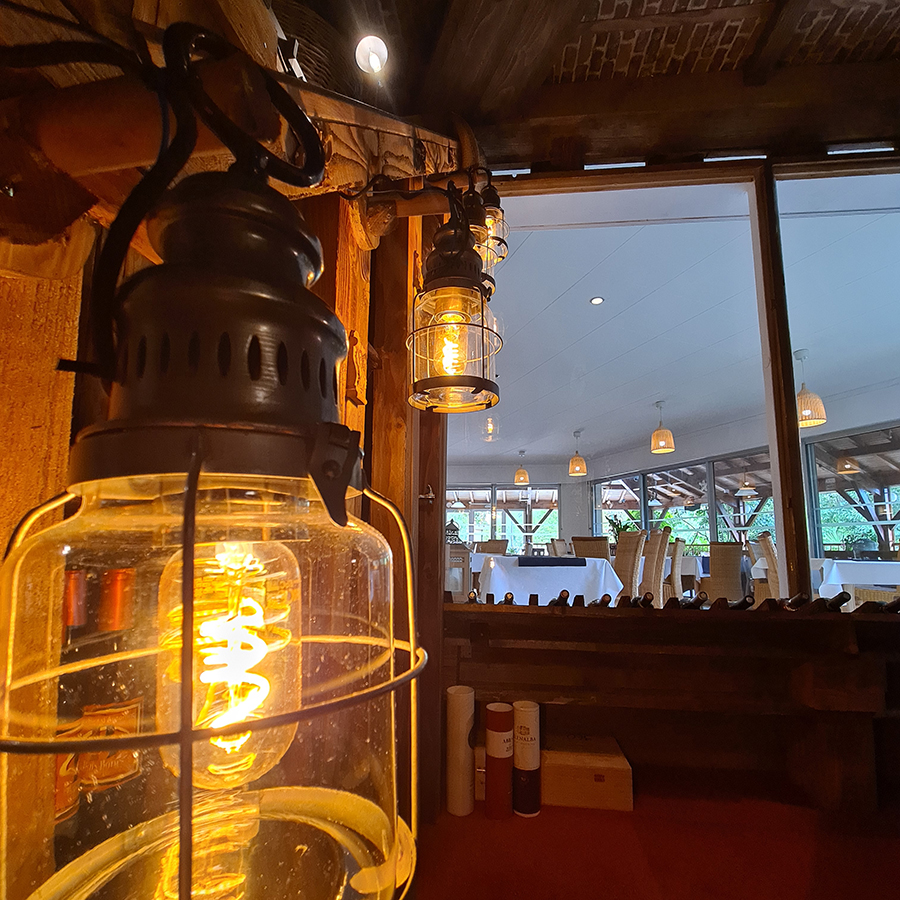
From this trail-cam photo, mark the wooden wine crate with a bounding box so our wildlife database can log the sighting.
[541,738,633,812]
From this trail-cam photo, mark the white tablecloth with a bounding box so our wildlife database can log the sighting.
[819,559,900,598]
[479,556,623,605]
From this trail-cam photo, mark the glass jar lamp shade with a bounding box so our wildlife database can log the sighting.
[0,172,422,900]
[480,182,508,264]
[797,383,827,428]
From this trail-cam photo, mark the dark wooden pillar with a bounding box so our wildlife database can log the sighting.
[368,213,421,825]
[750,164,811,598]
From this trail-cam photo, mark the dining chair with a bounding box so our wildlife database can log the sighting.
[475,539,508,554]
[757,531,780,599]
[662,538,686,601]
[700,542,744,601]
[639,527,670,602]
[445,543,472,602]
[613,529,647,598]
[550,538,569,557]
[571,536,611,560]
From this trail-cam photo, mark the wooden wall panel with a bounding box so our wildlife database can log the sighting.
[0,271,81,549]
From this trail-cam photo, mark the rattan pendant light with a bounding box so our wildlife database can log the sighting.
[650,401,675,454]
[514,450,530,485]
[568,429,587,476]
[794,349,827,428]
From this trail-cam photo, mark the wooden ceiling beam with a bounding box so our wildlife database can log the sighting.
[743,0,811,86]
[418,0,595,125]
[476,59,900,167]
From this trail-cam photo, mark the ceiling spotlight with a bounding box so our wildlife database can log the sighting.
[590,296,604,305]
[355,35,388,74]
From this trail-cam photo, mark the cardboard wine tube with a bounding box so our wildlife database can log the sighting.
[513,700,540,817]
[446,686,475,816]
[485,702,514,818]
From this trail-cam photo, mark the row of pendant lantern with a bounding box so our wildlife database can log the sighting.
[505,349,837,485]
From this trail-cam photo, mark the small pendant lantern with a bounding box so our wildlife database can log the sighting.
[568,430,587,477]
[650,401,675,454]
[514,451,530,486]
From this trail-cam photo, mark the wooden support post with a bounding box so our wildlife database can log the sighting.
[368,212,421,822]
[416,407,447,824]
[749,164,811,598]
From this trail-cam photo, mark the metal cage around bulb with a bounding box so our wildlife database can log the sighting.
[0,172,424,900]
[407,220,501,413]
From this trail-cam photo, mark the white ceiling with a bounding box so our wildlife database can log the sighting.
[447,173,900,471]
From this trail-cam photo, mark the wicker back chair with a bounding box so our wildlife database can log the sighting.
[639,527,670,600]
[571,536,611,560]
[700,542,744,601]
[549,538,569,557]
[475,539,508,554]
[663,538,686,601]
[613,529,647,598]
[757,531,780,598]
[445,544,471,602]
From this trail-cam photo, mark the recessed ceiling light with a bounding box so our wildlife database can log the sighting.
[590,296,604,305]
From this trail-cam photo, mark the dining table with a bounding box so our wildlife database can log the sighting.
[749,557,900,600]
[478,555,623,605]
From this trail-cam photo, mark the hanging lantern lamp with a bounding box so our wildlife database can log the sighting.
[794,349,827,428]
[568,430,587,477]
[514,451,530,485]
[650,401,675,454]
[0,24,423,900]
[480,179,509,264]
[407,186,501,413]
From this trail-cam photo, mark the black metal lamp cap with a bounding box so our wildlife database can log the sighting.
[69,171,359,524]
[422,220,483,290]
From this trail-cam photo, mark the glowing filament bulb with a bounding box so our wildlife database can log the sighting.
[158,540,300,790]
[441,329,464,375]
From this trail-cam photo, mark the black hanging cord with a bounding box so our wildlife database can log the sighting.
[2,18,327,382]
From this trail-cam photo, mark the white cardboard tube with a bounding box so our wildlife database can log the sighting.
[446,685,475,816]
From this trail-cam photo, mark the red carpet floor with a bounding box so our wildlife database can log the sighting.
[414,771,900,900]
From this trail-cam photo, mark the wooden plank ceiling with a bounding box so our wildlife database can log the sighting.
[318,0,900,165]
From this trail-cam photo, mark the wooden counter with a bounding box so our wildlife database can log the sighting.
[442,604,900,811]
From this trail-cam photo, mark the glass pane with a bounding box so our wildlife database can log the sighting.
[647,465,709,555]
[594,475,642,539]
[809,428,900,558]
[445,488,493,545]
[496,487,559,555]
[713,451,775,544]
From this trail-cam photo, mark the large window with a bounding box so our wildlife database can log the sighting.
[806,428,900,557]
[593,475,641,539]
[446,485,559,552]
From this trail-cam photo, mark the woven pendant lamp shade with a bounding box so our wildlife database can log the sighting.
[568,429,587,476]
[651,426,675,454]
[514,450,529,485]
[797,383,827,428]
[650,401,675,454]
